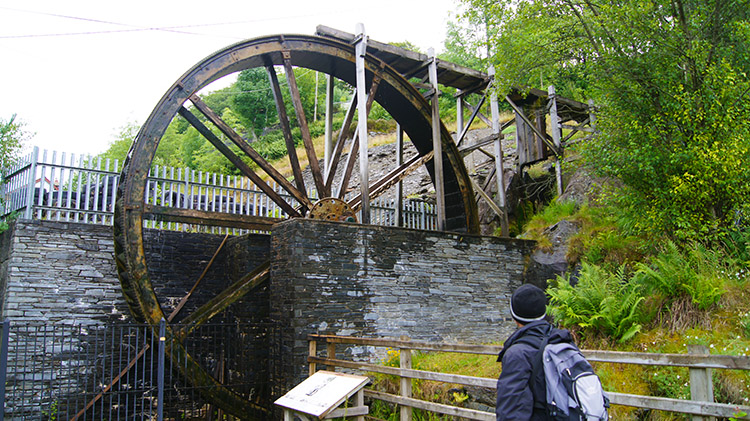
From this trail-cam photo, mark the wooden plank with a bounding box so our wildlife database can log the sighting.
[400,346,413,421]
[459,133,502,156]
[609,392,750,419]
[584,350,750,369]
[308,335,750,370]
[143,205,280,230]
[307,356,497,388]
[282,54,327,197]
[177,106,301,217]
[548,85,563,196]
[266,65,308,198]
[187,97,311,210]
[325,406,369,418]
[365,390,495,421]
[324,74,335,179]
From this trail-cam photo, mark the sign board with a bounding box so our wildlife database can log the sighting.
[274,370,369,419]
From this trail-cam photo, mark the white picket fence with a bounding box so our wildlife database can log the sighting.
[1,147,436,233]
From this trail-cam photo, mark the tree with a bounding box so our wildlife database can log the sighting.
[461,0,750,242]
[232,68,277,137]
[1,114,28,173]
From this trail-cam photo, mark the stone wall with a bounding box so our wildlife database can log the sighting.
[0,219,271,418]
[269,218,535,396]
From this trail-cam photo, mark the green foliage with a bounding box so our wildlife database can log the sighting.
[646,367,690,400]
[232,68,277,136]
[548,263,644,342]
[461,0,750,244]
[633,241,728,311]
[99,122,138,165]
[1,114,28,172]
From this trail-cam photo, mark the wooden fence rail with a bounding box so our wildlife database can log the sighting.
[308,334,750,421]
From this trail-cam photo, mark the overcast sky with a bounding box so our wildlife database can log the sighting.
[0,0,459,156]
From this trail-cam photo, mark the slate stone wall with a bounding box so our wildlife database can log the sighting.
[0,219,271,417]
[269,218,535,396]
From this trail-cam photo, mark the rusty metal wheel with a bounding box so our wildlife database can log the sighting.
[113,33,478,418]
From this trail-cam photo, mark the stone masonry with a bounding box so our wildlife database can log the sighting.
[269,218,535,396]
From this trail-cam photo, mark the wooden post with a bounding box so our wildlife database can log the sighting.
[355,389,365,421]
[308,339,317,377]
[688,345,714,421]
[327,342,337,372]
[324,74,335,179]
[400,338,413,421]
[489,67,509,237]
[588,98,597,131]
[355,23,370,224]
[428,47,445,231]
[396,125,404,227]
[548,85,563,197]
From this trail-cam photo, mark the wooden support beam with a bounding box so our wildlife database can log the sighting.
[490,67,509,237]
[326,93,357,192]
[283,52,327,196]
[505,94,560,157]
[178,106,302,217]
[336,71,383,199]
[471,178,504,217]
[143,204,280,230]
[548,85,563,196]
[428,48,445,231]
[355,23,370,223]
[456,95,487,147]
[324,74,335,179]
[266,65,307,197]
[462,99,493,128]
[395,125,404,227]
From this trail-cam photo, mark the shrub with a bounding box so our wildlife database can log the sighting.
[633,241,727,311]
[548,262,644,343]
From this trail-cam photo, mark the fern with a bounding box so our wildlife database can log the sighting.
[548,263,644,342]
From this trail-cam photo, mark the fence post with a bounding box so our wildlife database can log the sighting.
[399,336,412,421]
[157,319,166,421]
[23,147,39,220]
[688,344,714,421]
[0,319,9,421]
[308,339,317,377]
[327,342,336,373]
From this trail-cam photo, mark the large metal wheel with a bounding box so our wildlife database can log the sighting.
[114,34,478,418]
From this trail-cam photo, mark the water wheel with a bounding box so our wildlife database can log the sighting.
[113,33,479,418]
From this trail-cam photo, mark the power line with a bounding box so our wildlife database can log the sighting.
[0,5,363,40]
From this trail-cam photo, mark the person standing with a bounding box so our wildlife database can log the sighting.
[495,284,574,421]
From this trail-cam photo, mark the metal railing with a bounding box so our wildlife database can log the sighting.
[308,334,750,421]
[1,147,437,233]
[0,319,266,421]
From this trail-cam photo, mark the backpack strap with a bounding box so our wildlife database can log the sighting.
[528,324,552,410]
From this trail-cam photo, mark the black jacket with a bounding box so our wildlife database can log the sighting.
[495,320,573,421]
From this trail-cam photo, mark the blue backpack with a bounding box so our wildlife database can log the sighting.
[529,328,610,420]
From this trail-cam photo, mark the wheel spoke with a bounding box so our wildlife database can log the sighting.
[178,106,302,217]
[265,64,308,198]
[189,95,313,210]
[324,91,357,192]
[282,54,327,196]
[175,261,270,339]
[347,151,434,211]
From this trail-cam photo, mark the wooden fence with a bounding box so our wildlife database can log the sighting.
[308,334,750,421]
[0,147,436,233]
